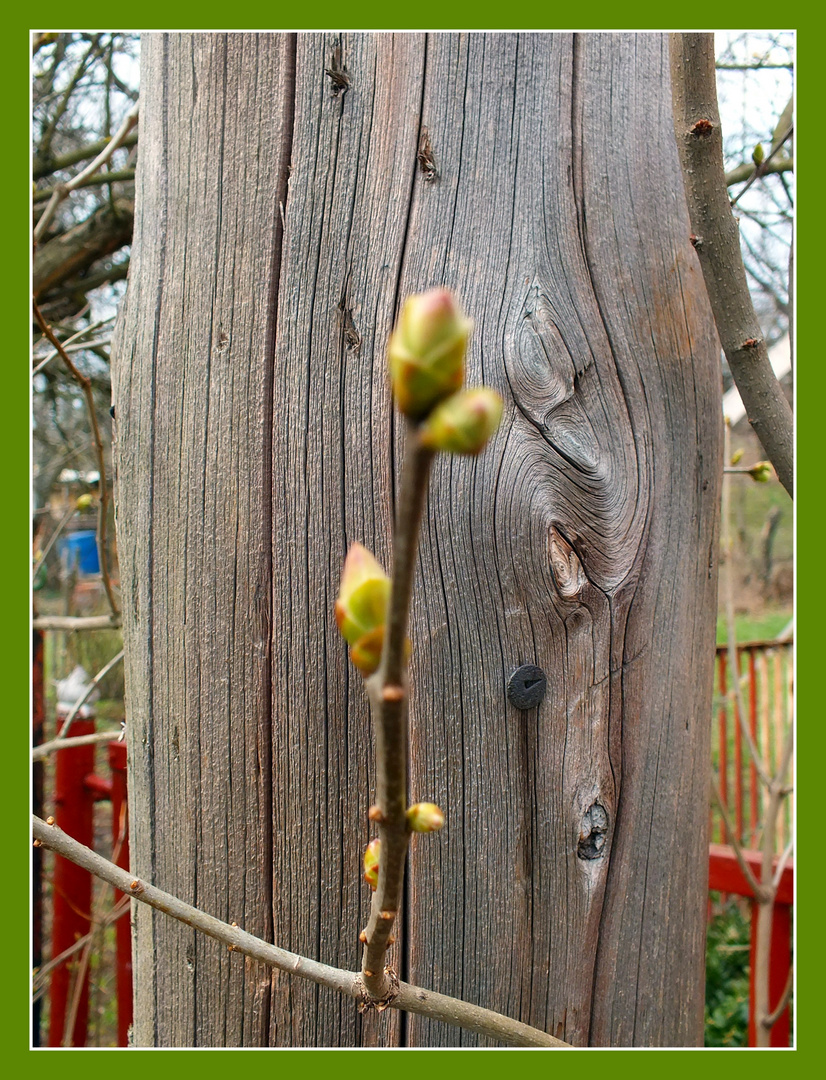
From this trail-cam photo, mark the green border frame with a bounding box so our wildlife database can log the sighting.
[9,8,815,1073]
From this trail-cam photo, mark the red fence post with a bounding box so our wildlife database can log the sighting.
[108,741,133,1045]
[49,716,96,1047]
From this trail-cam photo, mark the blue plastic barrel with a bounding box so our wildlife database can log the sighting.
[61,530,100,575]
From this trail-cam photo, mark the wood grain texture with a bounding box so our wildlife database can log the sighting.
[113,32,721,1047]
[112,33,293,1046]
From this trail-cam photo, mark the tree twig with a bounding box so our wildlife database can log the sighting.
[33,614,122,632]
[721,423,772,793]
[33,729,122,762]
[710,781,764,899]
[725,157,793,188]
[31,816,570,1048]
[32,896,130,997]
[33,130,139,180]
[669,33,794,496]
[361,427,435,1002]
[34,102,138,244]
[763,966,794,1029]
[32,301,120,619]
[730,127,793,209]
[54,649,124,742]
[32,503,76,580]
[34,169,136,206]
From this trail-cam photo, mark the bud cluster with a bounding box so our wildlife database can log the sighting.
[388,288,503,455]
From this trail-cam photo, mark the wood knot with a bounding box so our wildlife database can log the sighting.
[549,527,587,599]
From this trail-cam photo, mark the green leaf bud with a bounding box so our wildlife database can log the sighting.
[363,838,381,890]
[76,493,94,511]
[419,387,503,455]
[335,543,390,648]
[748,461,772,483]
[388,289,471,419]
[406,802,445,833]
[752,142,765,166]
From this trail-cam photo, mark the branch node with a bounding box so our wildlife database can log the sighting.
[689,233,703,248]
[46,816,55,826]
[368,804,384,823]
[741,337,761,350]
[380,909,397,921]
[130,880,144,894]
[381,684,405,703]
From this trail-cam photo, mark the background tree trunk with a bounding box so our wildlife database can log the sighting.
[112,32,722,1047]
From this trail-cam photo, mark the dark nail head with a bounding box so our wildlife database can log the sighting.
[507,664,547,710]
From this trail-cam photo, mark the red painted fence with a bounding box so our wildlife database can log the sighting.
[709,638,794,1048]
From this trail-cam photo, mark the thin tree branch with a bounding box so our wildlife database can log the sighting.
[32,896,131,996]
[721,425,772,792]
[730,128,793,209]
[32,319,113,376]
[37,35,105,167]
[763,966,794,1029]
[33,729,122,762]
[33,131,139,180]
[31,816,570,1048]
[669,33,794,497]
[32,503,76,580]
[34,103,138,244]
[725,156,793,188]
[32,614,122,631]
[772,838,794,891]
[710,782,765,899]
[34,169,136,205]
[361,427,435,1002]
[53,650,124,742]
[32,301,120,618]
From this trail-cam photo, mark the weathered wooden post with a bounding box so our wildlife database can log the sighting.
[113,32,721,1046]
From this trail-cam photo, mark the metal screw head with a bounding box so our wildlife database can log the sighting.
[507,664,547,710]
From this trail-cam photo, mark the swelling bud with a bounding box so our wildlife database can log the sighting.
[388,289,471,418]
[406,802,445,833]
[420,387,503,455]
[363,838,381,890]
[335,544,390,675]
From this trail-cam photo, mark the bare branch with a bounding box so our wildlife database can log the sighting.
[33,729,122,761]
[670,33,794,496]
[710,782,764,899]
[32,301,120,618]
[31,816,570,1048]
[53,650,124,742]
[34,103,138,244]
[725,157,793,187]
[763,967,794,1029]
[361,428,435,1003]
[34,169,136,205]
[33,131,139,180]
[32,614,122,631]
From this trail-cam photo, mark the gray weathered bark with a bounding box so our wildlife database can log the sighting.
[112,32,722,1047]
